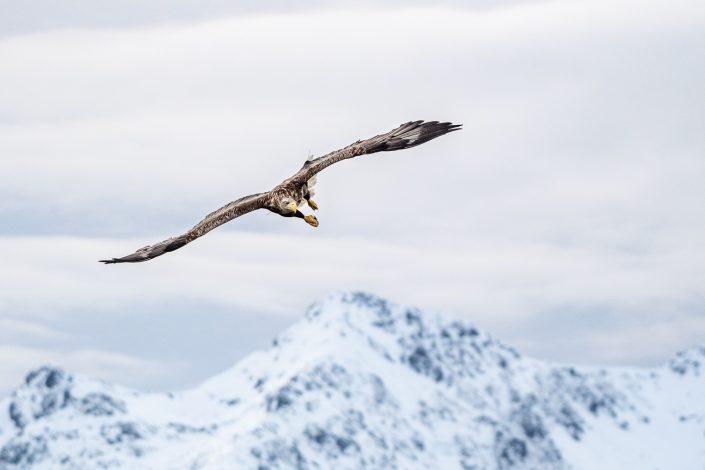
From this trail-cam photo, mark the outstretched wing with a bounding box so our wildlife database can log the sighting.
[100,192,269,264]
[287,120,461,185]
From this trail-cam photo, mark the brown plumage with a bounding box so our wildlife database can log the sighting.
[100,120,461,264]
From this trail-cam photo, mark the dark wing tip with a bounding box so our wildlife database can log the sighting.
[98,235,189,265]
[376,120,462,152]
[425,120,462,131]
[405,120,462,148]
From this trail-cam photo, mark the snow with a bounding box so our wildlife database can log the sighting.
[1,291,704,469]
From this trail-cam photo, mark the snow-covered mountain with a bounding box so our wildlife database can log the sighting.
[2,291,704,469]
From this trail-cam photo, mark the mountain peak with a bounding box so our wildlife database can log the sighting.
[24,366,68,390]
[7,366,73,433]
[271,290,520,388]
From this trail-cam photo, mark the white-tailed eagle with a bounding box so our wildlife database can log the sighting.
[100,120,461,264]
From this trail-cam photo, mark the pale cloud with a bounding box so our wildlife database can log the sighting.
[0,318,67,342]
[0,2,702,246]
[0,345,183,394]
[0,0,531,38]
[514,312,705,367]
[0,0,704,392]
[0,232,703,377]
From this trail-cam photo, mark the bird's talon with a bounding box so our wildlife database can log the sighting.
[307,199,319,210]
[304,215,319,227]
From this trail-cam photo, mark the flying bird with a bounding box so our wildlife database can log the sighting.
[100,120,461,264]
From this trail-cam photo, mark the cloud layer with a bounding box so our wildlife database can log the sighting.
[1,0,704,392]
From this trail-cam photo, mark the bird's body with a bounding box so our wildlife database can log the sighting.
[101,120,461,264]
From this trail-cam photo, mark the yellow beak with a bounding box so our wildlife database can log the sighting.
[287,201,298,213]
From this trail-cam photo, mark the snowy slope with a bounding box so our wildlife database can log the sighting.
[1,291,704,469]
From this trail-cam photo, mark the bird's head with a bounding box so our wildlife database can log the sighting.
[281,197,298,214]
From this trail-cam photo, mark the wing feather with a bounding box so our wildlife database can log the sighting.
[100,192,268,264]
[288,120,461,185]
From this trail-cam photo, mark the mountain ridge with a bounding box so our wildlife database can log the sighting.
[1,291,704,469]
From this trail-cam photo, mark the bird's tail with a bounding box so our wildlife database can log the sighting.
[367,120,462,153]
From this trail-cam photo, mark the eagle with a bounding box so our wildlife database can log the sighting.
[100,120,461,264]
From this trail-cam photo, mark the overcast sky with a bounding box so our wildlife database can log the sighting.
[1,0,704,393]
